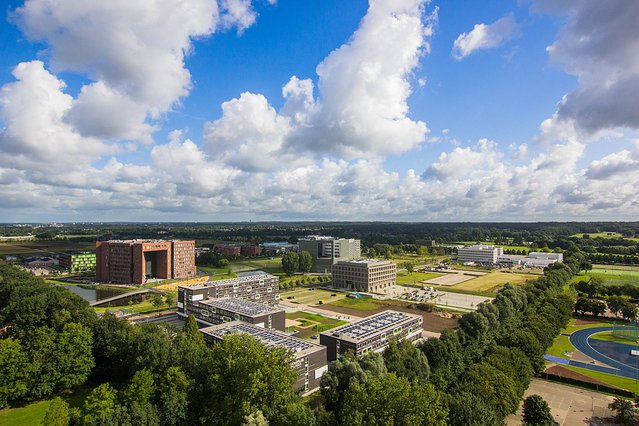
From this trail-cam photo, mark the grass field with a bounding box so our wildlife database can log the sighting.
[328,295,409,311]
[577,266,639,287]
[228,258,284,273]
[590,331,639,344]
[396,270,444,285]
[571,232,624,239]
[286,311,347,338]
[0,400,51,426]
[563,365,639,394]
[451,270,534,292]
[546,335,574,358]
[281,288,345,305]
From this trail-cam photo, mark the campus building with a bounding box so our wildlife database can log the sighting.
[96,240,195,284]
[320,310,423,362]
[59,252,96,272]
[178,296,286,331]
[457,244,504,265]
[200,321,328,393]
[177,273,280,309]
[498,252,563,268]
[331,259,397,293]
[298,236,361,273]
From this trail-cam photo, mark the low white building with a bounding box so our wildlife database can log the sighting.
[498,252,563,268]
[457,245,504,264]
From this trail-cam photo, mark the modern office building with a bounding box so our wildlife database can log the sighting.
[498,252,563,268]
[332,259,397,293]
[59,252,96,272]
[96,240,195,284]
[298,236,361,273]
[177,273,280,309]
[200,321,327,393]
[457,244,504,265]
[320,310,423,362]
[178,296,286,331]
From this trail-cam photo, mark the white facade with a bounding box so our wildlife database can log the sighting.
[457,245,503,264]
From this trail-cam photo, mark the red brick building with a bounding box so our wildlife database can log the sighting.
[214,244,241,257]
[240,245,263,257]
[96,240,195,284]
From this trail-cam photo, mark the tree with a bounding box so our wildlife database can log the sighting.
[403,261,415,274]
[382,338,430,383]
[83,383,117,424]
[243,411,269,426]
[54,322,94,389]
[158,366,190,426]
[340,373,448,426]
[41,397,70,426]
[122,368,155,406]
[298,251,313,274]
[151,294,165,308]
[621,302,638,321]
[447,391,502,426]
[607,295,626,317]
[197,333,298,425]
[0,338,28,408]
[522,395,556,426]
[281,252,299,276]
[458,363,521,418]
[184,314,205,346]
[609,397,637,426]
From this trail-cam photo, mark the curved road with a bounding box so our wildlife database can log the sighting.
[569,326,639,380]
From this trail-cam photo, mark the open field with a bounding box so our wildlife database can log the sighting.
[228,258,284,273]
[285,311,347,338]
[572,232,624,239]
[396,270,443,285]
[507,378,615,426]
[0,240,95,256]
[0,400,51,426]
[563,365,639,394]
[577,265,639,287]
[452,270,535,292]
[281,288,346,305]
[423,273,476,286]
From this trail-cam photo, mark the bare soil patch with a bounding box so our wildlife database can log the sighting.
[545,365,621,389]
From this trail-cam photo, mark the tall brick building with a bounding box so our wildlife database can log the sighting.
[96,240,195,284]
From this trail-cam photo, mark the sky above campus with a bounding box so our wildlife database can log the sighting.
[0,0,638,222]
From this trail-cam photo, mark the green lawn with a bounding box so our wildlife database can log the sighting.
[328,296,408,311]
[546,335,574,358]
[590,331,639,344]
[286,311,347,338]
[93,299,175,315]
[575,266,639,287]
[563,365,639,394]
[0,400,52,426]
[396,270,443,284]
[571,232,624,239]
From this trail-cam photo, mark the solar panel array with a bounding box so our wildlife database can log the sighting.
[200,297,280,316]
[329,311,418,342]
[205,322,321,354]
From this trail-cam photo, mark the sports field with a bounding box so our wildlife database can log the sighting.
[581,265,639,287]
[396,270,444,285]
[228,258,284,273]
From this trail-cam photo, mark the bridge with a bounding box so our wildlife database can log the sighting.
[90,288,163,307]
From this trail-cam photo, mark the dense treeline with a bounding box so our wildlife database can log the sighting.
[0,249,586,425]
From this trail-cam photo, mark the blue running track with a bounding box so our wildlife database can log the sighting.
[567,326,639,380]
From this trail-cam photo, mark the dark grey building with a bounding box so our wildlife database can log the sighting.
[200,321,328,393]
[298,236,361,273]
[177,273,280,312]
[178,297,286,331]
[320,310,423,361]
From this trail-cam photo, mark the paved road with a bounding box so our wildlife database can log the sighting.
[569,326,639,380]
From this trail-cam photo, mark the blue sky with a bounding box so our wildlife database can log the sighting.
[0,0,638,222]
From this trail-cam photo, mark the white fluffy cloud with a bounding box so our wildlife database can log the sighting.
[535,0,639,141]
[452,13,520,60]
[204,0,436,164]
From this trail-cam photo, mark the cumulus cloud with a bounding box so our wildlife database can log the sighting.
[10,0,268,143]
[204,0,436,164]
[535,0,639,141]
[452,13,520,60]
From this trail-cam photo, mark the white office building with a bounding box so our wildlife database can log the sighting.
[457,245,504,264]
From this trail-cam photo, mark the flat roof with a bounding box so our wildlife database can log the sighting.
[181,273,277,290]
[199,298,283,317]
[200,321,323,357]
[321,310,422,344]
[335,259,393,266]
